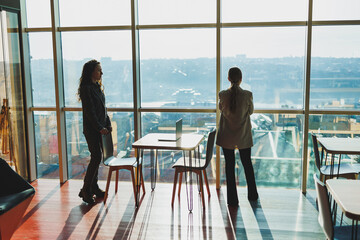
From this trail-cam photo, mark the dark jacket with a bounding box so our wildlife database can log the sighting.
[80,82,111,134]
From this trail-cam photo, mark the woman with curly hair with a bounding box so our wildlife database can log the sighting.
[77,59,112,204]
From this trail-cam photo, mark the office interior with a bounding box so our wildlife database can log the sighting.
[0,0,359,239]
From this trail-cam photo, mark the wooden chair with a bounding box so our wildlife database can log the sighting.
[311,133,358,182]
[171,129,216,207]
[313,174,355,240]
[101,133,145,204]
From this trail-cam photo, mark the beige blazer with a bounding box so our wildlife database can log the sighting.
[216,86,254,150]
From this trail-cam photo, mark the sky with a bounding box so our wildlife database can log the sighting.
[25,0,360,60]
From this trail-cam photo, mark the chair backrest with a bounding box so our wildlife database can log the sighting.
[0,158,35,197]
[313,173,334,240]
[102,133,114,163]
[311,133,321,171]
[202,129,216,169]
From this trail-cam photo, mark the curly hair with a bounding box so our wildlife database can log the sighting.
[77,59,103,101]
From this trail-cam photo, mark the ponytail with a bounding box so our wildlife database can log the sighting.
[229,84,237,113]
[228,67,242,113]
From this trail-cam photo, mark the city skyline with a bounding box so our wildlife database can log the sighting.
[29,56,360,111]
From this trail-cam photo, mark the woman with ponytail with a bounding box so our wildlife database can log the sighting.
[216,67,258,206]
[77,59,112,204]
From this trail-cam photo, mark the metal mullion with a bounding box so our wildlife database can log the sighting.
[30,107,57,111]
[63,107,134,112]
[63,107,309,115]
[137,23,216,30]
[253,109,304,114]
[312,20,360,26]
[301,0,313,194]
[222,21,307,28]
[50,0,68,183]
[20,0,37,181]
[309,110,360,116]
[58,25,131,32]
[62,107,81,111]
[131,0,141,141]
[215,0,221,190]
[139,108,216,113]
[24,21,360,34]
[24,27,52,32]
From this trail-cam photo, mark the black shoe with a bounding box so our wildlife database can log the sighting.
[79,188,95,204]
[91,187,105,198]
[248,192,259,201]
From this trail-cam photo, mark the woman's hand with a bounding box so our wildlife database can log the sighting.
[100,128,109,135]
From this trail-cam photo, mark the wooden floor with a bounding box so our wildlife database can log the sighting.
[12,179,326,240]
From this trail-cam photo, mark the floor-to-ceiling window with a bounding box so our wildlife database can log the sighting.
[306,0,360,188]
[23,0,360,191]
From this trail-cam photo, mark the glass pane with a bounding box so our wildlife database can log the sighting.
[222,27,306,109]
[62,31,133,107]
[28,32,55,107]
[25,0,51,28]
[138,0,216,24]
[66,111,134,180]
[313,0,360,21]
[310,26,360,110]
[34,111,59,178]
[0,11,28,178]
[219,113,304,188]
[222,0,307,23]
[306,114,360,189]
[59,0,131,27]
[140,29,216,108]
[141,112,216,183]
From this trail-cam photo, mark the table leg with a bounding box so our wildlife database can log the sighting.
[185,150,193,212]
[150,149,158,190]
[135,149,142,207]
[332,200,337,225]
[197,146,201,193]
[336,154,342,178]
[330,154,335,178]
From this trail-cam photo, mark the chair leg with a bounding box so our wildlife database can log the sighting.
[140,165,145,194]
[198,171,205,208]
[203,169,211,197]
[323,175,328,182]
[178,172,183,196]
[340,212,344,226]
[172,169,179,206]
[104,168,113,204]
[115,170,119,193]
[130,169,137,203]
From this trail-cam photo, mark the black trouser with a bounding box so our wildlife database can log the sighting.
[222,147,258,204]
[82,131,102,192]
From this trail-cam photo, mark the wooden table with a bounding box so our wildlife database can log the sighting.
[326,179,360,239]
[317,137,360,177]
[132,133,204,211]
